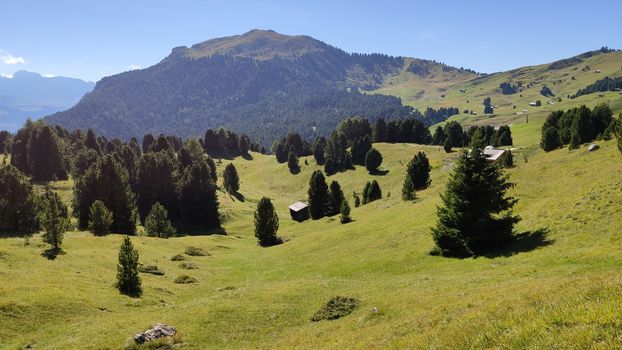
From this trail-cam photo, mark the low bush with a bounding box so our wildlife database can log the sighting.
[138,265,165,276]
[173,275,198,284]
[179,262,198,270]
[184,247,207,256]
[311,296,360,322]
[170,254,186,261]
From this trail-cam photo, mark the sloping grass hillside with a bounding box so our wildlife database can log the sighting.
[1,138,621,349]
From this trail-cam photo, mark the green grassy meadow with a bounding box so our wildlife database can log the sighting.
[1,136,622,348]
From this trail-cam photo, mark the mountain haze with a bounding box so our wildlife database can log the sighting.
[45,30,476,144]
[0,71,93,131]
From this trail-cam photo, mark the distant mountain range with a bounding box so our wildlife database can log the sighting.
[45,29,477,144]
[0,71,94,132]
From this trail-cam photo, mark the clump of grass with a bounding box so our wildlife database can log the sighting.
[173,275,197,284]
[311,296,360,322]
[170,254,185,261]
[184,247,207,256]
[179,262,198,270]
[138,265,165,276]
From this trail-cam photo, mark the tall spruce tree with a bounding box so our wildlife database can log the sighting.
[373,118,387,142]
[287,146,299,173]
[85,129,102,154]
[402,152,431,200]
[28,125,67,181]
[74,155,137,234]
[432,126,445,145]
[351,135,372,165]
[40,187,70,250]
[541,126,561,152]
[366,180,382,203]
[177,160,220,229]
[431,148,520,257]
[328,180,345,216]
[308,170,330,219]
[223,163,240,193]
[10,119,36,174]
[136,152,178,223]
[340,199,352,224]
[254,197,280,246]
[116,236,142,296]
[88,200,113,236]
[313,137,326,165]
[616,114,622,154]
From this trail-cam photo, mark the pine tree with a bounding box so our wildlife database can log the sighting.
[116,236,142,296]
[339,199,352,224]
[254,197,280,246]
[136,152,178,223]
[10,119,35,174]
[238,135,250,155]
[179,138,204,169]
[74,155,137,234]
[503,150,514,168]
[205,156,218,182]
[353,193,361,207]
[402,175,417,201]
[443,138,453,153]
[373,118,387,142]
[351,135,371,165]
[366,180,382,203]
[569,131,581,150]
[616,114,622,154]
[432,126,444,145]
[177,160,220,229]
[365,148,383,173]
[406,151,431,196]
[540,126,561,152]
[72,149,99,178]
[28,125,67,181]
[40,187,70,250]
[328,180,345,216]
[313,137,326,165]
[85,129,102,154]
[88,200,113,236]
[361,182,371,205]
[308,170,330,219]
[223,163,240,193]
[431,148,520,257]
[0,165,39,235]
[144,202,176,238]
[287,146,299,173]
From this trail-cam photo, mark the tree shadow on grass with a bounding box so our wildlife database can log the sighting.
[180,226,228,237]
[483,228,553,258]
[289,166,301,175]
[41,247,65,260]
[370,169,390,176]
[258,236,284,248]
[241,153,254,161]
[230,192,245,202]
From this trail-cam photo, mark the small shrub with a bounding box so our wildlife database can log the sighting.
[138,265,165,276]
[174,275,197,284]
[89,200,113,236]
[179,262,198,270]
[170,254,186,261]
[184,246,207,256]
[311,296,360,322]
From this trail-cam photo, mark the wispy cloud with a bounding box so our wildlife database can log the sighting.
[0,72,13,78]
[42,74,56,78]
[127,64,141,70]
[0,50,25,65]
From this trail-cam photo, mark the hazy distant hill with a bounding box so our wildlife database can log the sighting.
[0,71,94,132]
[46,30,476,144]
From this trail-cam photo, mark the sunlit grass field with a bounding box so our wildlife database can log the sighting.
[1,135,621,348]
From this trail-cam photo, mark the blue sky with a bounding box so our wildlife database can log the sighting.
[1,0,621,82]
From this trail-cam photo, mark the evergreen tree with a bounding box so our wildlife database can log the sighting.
[339,199,352,224]
[351,135,372,165]
[361,182,371,205]
[287,146,299,173]
[74,155,137,234]
[569,131,581,150]
[85,128,102,154]
[443,138,453,153]
[10,119,36,174]
[238,134,250,155]
[28,125,67,181]
[432,126,444,145]
[503,149,514,168]
[136,152,178,223]
[483,97,494,114]
[328,180,345,216]
[205,156,218,182]
[365,148,383,173]
[431,148,520,257]
[402,151,431,200]
[365,180,382,203]
[114,145,138,188]
[40,187,70,250]
[72,149,100,178]
[116,236,141,296]
[223,163,240,193]
[203,129,221,155]
[144,202,176,238]
[177,160,220,229]
[150,134,173,154]
[254,197,280,246]
[313,137,326,165]
[178,139,204,169]
[88,200,113,236]
[0,165,39,235]
[308,170,330,219]
[353,192,361,207]
[373,118,387,142]
[540,126,561,152]
[324,132,349,175]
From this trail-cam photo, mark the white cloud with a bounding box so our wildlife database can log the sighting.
[0,50,25,65]
[127,64,141,70]
[42,74,57,78]
[0,72,13,78]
